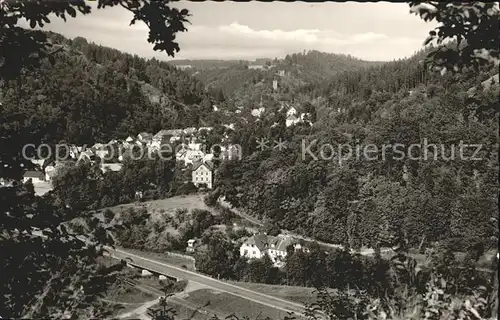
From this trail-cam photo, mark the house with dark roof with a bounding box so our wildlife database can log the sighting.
[23,171,45,183]
[183,127,197,136]
[151,129,184,150]
[191,161,214,189]
[239,233,305,267]
[137,132,153,144]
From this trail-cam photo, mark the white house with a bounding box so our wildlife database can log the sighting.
[203,153,214,162]
[100,163,123,173]
[240,233,304,267]
[251,107,265,118]
[184,127,197,136]
[286,106,297,117]
[91,143,108,159]
[186,239,196,253]
[240,233,269,260]
[30,159,45,169]
[44,165,56,181]
[176,149,205,166]
[23,171,45,183]
[286,114,301,127]
[137,132,153,144]
[76,150,96,164]
[187,143,203,151]
[107,139,119,145]
[198,127,213,132]
[191,161,214,189]
[68,145,80,159]
[169,136,181,144]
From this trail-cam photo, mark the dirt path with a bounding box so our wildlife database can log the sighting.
[116,298,159,320]
[114,281,209,320]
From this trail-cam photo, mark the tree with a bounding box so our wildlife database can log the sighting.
[0,1,191,317]
[411,3,499,317]
[0,0,190,82]
[410,2,499,73]
[103,209,115,224]
[262,221,281,236]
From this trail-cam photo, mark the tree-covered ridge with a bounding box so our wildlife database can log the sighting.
[189,50,381,99]
[168,58,273,70]
[214,50,499,252]
[0,31,215,147]
[276,50,383,83]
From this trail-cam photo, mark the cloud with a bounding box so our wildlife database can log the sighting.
[17,3,430,62]
[175,23,422,61]
[215,23,389,46]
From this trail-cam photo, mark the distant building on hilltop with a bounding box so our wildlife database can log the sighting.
[248,65,264,70]
[272,79,278,91]
[176,64,192,70]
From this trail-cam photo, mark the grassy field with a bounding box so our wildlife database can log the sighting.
[228,282,317,305]
[108,193,210,216]
[181,288,297,320]
[102,275,157,318]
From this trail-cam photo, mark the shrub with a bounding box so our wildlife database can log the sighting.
[103,209,115,223]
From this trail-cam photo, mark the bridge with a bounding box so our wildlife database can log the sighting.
[122,258,180,282]
[106,247,323,319]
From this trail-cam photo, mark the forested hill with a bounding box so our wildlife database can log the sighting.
[0,31,217,146]
[214,47,499,251]
[186,50,382,99]
[275,50,383,83]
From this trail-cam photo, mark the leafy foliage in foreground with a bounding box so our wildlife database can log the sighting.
[0,0,189,81]
[1,0,193,317]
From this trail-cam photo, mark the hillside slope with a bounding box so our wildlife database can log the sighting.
[0,32,216,145]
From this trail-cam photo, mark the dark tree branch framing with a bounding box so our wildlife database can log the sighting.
[0,0,190,81]
[409,1,500,73]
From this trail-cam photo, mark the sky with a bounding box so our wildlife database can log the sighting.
[24,1,438,62]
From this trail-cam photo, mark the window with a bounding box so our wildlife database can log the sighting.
[244,249,248,255]
[253,251,256,255]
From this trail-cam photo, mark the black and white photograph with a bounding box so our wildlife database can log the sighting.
[0,1,499,319]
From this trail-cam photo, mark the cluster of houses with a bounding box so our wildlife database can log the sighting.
[19,126,240,190]
[284,106,311,127]
[250,103,312,128]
